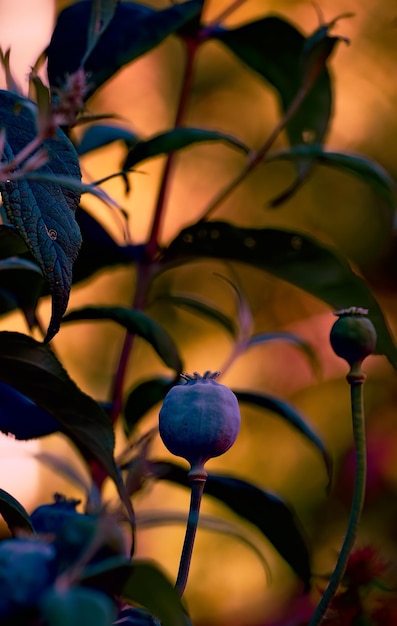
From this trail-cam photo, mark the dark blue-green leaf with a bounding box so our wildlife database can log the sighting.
[0,487,33,534]
[40,585,116,626]
[77,124,139,156]
[0,258,44,322]
[266,144,397,210]
[151,461,311,591]
[122,127,249,170]
[124,377,175,437]
[0,331,117,481]
[161,221,397,368]
[47,0,203,100]
[0,381,60,440]
[121,560,191,626]
[0,225,29,259]
[0,90,82,342]
[234,390,331,485]
[62,306,183,373]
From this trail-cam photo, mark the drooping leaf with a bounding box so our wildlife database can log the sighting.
[73,207,139,284]
[40,585,117,626]
[234,390,332,485]
[77,124,139,156]
[121,560,192,626]
[155,293,236,337]
[80,555,133,594]
[0,90,82,341]
[0,257,44,323]
[122,127,249,171]
[0,225,29,259]
[161,221,397,368]
[124,378,175,436]
[0,381,60,439]
[212,16,333,150]
[151,461,311,591]
[0,331,117,482]
[47,0,203,100]
[62,306,183,373]
[265,144,397,210]
[0,487,33,534]
[248,331,320,374]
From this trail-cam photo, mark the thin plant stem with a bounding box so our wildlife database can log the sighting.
[175,470,207,596]
[309,365,367,626]
[200,85,309,221]
[109,38,199,426]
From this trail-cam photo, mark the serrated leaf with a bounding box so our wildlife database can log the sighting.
[47,0,203,100]
[40,586,116,626]
[121,560,191,626]
[0,381,60,439]
[151,461,311,590]
[0,90,82,341]
[266,144,397,210]
[0,257,44,322]
[62,306,183,373]
[0,331,117,481]
[234,390,331,485]
[161,221,397,368]
[0,487,33,534]
[77,124,139,156]
[0,225,29,259]
[122,127,249,170]
[124,378,174,436]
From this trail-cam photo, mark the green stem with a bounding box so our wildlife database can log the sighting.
[309,365,367,625]
[175,469,207,596]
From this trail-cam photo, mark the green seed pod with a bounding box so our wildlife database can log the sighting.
[330,307,377,367]
[159,371,241,474]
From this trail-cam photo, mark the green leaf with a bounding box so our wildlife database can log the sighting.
[47,1,203,100]
[161,221,397,368]
[0,488,33,534]
[62,306,183,373]
[121,560,191,626]
[124,378,174,436]
[151,461,311,591]
[0,257,44,322]
[0,90,82,342]
[0,225,29,259]
[122,127,249,170]
[212,17,332,150]
[0,331,117,482]
[266,144,397,210]
[156,293,237,337]
[80,555,133,594]
[40,586,116,626]
[234,390,332,485]
[77,124,139,156]
[248,331,320,373]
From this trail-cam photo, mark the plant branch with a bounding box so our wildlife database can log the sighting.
[309,367,367,625]
[200,84,310,221]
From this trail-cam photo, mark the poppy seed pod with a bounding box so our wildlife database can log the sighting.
[330,307,377,367]
[159,371,241,474]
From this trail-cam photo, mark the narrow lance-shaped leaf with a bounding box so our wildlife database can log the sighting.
[234,390,332,486]
[248,331,320,374]
[47,0,203,100]
[265,144,397,211]
[0,90,82,341]
[0,225,29,259]
[0,381,60,439]
[151,461,311,591]
[161,221,397,368]
[0,331,118,483]
[121,560,192,626]
[122,127,249,171]
[0,488,33,534]
[77,123,139,156]
[124,377,175,437]
[0,258,44,323]
[62,306,183,373]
